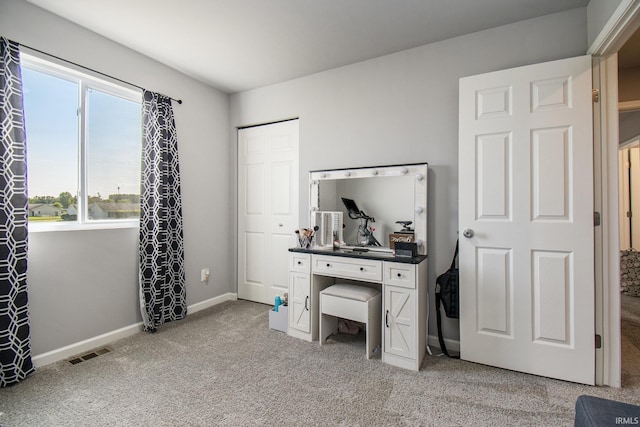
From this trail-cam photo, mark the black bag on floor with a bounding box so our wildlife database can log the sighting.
[435,240,459,358]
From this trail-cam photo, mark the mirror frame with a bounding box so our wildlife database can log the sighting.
[309,163,428,255]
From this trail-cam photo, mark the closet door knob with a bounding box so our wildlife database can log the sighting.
[463,229,474,238]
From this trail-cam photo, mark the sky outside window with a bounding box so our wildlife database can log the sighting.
[87,88,142,199]
[22,67,78,199]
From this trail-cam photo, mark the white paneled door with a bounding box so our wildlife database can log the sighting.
[459,56,595,384]
[238,120,299,305]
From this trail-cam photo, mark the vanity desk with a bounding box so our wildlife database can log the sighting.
[287,163,429,371]
[288,247,427,371]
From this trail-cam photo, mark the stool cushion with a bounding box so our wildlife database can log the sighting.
[321,284,380,302]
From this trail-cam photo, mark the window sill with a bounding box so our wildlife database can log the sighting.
[29,220,139,233]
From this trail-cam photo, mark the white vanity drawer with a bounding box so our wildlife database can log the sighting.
[383,262,416,289]
[313,255,382,283]
[289,253,311,273]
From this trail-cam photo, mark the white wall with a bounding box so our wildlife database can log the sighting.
[0,0,231,357]
[230,8,588,343]
[587,0,625,48]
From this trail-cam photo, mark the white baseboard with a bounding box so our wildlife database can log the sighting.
[427,334,460,353]
[32,292,238,368]
[188,292,237,314]
[32,322,144,368]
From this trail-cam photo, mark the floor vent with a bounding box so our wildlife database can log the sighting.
[67,346,112,365]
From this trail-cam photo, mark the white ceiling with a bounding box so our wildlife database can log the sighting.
[25,0,590,94]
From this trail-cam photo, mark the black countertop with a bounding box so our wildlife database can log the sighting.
[289,247,427,264]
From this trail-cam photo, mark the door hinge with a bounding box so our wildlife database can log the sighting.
[628,211,633,218]
[595,334,602,349]
[594,212,601,227]
[592,89,600,103]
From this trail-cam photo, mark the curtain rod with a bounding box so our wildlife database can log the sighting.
[19,43,183,105]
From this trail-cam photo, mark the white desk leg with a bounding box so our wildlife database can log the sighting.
[320,314,338,344]
[319,296,338,345]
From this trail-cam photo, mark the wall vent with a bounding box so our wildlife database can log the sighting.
[67,346,112,365]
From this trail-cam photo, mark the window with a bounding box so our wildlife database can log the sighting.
[20,53,142,229]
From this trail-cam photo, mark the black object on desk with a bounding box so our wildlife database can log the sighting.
[394,241,417,257]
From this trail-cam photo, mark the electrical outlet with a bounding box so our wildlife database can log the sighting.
[201,268,210,283]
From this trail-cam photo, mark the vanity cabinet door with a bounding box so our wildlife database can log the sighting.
[289,271,310,334]
[383,284,416,360]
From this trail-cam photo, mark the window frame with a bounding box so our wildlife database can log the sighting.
[20,51,143,232]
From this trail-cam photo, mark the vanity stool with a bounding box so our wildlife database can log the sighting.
[319,283,381,359]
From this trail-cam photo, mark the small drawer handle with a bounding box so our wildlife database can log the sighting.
[397,273,402,278]
[297,261,302,265]
[326,263,330,267]
[360,267,364,271]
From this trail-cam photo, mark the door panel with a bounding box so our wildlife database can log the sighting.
[245,164,265,215]
[244,232,264,285]
[269,234,292,300]
[477,247,511,335]
[459,56,594,384]
[532,250,571,344]
[477,133,511,219]
[531,127,571,220]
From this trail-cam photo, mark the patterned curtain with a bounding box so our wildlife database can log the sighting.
[139,90,186,332]
[0,37,34,386]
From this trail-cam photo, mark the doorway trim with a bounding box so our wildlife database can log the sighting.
[590,0,640,387]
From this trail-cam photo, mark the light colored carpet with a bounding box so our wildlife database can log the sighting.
[1,297,639,426]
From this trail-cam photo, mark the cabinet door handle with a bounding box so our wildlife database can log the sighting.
[304,296,309,311]
[397,273,402,278]
[297,261,302,265]
[385,310,389,328]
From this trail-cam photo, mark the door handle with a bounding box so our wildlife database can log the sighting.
[385,310,389,328]
[304,296,309,311]
[463,228,474,238]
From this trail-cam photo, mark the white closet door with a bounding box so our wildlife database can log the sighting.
[238,120,299,304]
[459,56,595,384]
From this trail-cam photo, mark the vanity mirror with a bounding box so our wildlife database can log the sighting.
[309,163,428,255]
